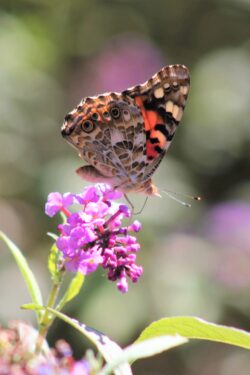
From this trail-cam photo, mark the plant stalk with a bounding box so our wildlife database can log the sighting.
[35,281,61,354]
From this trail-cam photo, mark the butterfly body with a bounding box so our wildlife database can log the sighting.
[61,65,190,195]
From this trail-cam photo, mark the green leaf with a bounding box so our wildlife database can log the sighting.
[100,335,187,375]
[42,307,132,375]
[0,231,43,322]
[21,303,42,311]
[48,243,63,282]
[57,272,84,310]
[135,316,250,350]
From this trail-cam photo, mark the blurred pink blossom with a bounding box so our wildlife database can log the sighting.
[206,202,250,252]
[205,202,250,288]
[70,34,165,101]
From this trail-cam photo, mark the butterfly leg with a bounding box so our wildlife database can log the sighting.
[124,194,150,215]
[76,165,113,183]
[124,194,134,213]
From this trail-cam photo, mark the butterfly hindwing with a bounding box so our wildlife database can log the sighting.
[61,65,190,195]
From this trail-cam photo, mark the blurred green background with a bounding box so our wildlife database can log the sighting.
[1,0,250,373]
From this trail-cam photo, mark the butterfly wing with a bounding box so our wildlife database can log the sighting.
[122,64,190,181]
[61,94,148,191]
[61,65,190,195]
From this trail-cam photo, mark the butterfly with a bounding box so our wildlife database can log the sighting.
[61,64,190,196]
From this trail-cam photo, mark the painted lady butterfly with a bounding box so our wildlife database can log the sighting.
[61,64,190,196]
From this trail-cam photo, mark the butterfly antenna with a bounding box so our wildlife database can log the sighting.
[124,194,149,215]
[160,189,201,208]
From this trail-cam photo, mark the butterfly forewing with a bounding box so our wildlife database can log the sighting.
[122,65,190,180]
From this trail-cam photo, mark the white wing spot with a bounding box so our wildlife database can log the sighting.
[123,110,131,122]
[180,86,189,95]
[165,100,174,113]
[172,105,179,120]
[174,106,183,122]
[154,87,164,98]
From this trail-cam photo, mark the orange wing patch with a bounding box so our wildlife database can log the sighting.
[135,96,166,159]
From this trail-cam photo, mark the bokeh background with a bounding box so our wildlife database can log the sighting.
[1,0,250,374]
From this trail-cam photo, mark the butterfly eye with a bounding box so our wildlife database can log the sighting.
[81,120,95,133]
[91,112,99,121]
[110,106,120,119]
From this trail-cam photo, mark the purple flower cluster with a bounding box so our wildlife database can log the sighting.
[37,340,90,375]
[45,184,143,293]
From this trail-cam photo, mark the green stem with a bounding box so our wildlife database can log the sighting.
[35,281,61,354]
